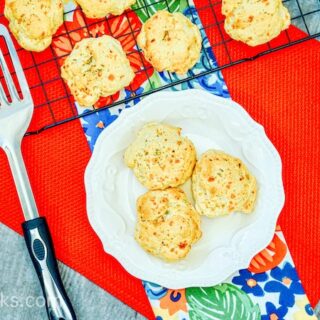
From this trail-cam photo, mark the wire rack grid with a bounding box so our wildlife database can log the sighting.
[0,0,319,136]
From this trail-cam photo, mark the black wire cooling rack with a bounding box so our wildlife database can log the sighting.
[0,0,319,136]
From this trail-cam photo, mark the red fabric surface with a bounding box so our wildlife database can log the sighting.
[195,0,320,307]
[221,43,320,307]
[0,2,320,320]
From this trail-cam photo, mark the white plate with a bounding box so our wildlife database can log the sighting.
[85,89,285,289]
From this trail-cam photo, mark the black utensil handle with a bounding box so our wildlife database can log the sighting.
[22,217,77,320]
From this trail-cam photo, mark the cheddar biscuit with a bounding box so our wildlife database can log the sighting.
[222,0,290,46]
[61,36,134,106]
[135,188,202,261]
[137,10,202,74]
[192,150,257,217]
[75,0,136,18]
[124,122,196,190]
[4,0,64,52]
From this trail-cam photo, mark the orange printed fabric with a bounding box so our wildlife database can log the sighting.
[146,228,317,319]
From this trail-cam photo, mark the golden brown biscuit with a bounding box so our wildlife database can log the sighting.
[137,10,202,74]
[222,0,280,16]
[192,150,257,217]
[75,0,136,18]
[222,0,290,46]
[135,188,202,261]
[4,0,64,52]
[61,35,134,106]
[124,122,197,190]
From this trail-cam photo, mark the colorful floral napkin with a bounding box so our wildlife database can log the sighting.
[144,228,316,320]
[53,1,317,319]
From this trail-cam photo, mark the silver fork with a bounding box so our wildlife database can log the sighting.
[0,24,76,320]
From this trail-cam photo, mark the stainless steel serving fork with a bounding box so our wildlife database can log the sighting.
[0,24,76,320]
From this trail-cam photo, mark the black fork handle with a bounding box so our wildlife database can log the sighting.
[22,217,77,320]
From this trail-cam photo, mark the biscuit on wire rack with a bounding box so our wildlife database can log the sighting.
[61,35,134,107]
[222,0,290,46]
[75,0,136,18]
[4,0,64,52]
[124,122,197,190]
[192,150,257,218]
[135,188,202,261]
[137,10,202,74]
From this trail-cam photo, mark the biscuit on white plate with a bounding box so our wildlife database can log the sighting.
[135,188,202,261]
[137,10,202,74]
[61,35,134,106]
[124,122,197,190]
[4,0,64,52]
[192,150,257,218]
[222,0,290,46]
[75,0,136,18]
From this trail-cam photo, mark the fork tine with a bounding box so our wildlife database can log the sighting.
[0,50,20,101]
[0,24,32,103]
[0,81,9,106]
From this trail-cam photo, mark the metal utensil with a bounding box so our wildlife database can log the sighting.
[0,24,76,320]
